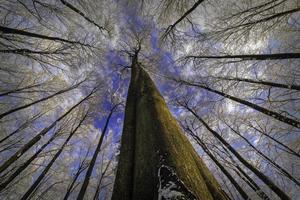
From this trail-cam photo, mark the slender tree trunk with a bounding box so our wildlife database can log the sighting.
[164,0,205,37]
[218,144,271,200]
[184,104,291,200]
[37,181,63,199]
[212,76,300,91]
[60,0,106,32]
[184,126,250,200]
[0,26,92,47]
[112,52,230,200]
[0,48,66,55]
[20,112,87,200]
[226,0,285,18]
[76,104,118,200]
[0,87,96,173]
[217,7,300,33]
[0,111,45,144]
[63,153,89,200]
[63,173,80,200]
[185,53,300,60]
[0,79,85,120]
[92,160,112,200]
[179,79,300,129]
[0,127,62,191]
[223,121,300,186]
[232,165,271,199]
[248,123,300,158]
[0,83,43,97]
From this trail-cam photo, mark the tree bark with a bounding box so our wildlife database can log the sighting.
[112,52,230,200]
[0,111,45,144]
[92,160,112,200]
[217,144,271,200]
[248,123,300,158]
[0,82,43,97]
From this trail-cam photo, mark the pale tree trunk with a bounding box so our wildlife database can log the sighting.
[112,52,230,200]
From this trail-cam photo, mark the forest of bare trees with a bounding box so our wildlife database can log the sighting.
[0,0,299,199]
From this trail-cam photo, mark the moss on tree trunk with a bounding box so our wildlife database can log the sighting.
[112,54,229,200]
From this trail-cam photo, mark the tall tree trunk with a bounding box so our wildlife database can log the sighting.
[184,104,291,200]
[0,82,43,97]
[112,52,230,200]
[0,26,92,48]
[20,111,88,200]
[0,111,45,144]
[60,0,106,32]
[212,76,300,91]
[0,48,67,55]
[164,0,205,38]
[223,120,300,186]
[248,122,300,158]
[92,160,112,200]
[63,151,89,200]
[179,79,300,129]
[76,104,118,200]
[217,143,271,200]
[0,127,62,191]
[185,53,300,60]
[184,126,250,200]
[0,79,85,120]
[0,86,96,174]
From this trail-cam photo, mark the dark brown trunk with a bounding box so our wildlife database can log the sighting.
[63,155,88,200]
[219,144,271,200]
[248,123,300,158]
[164,0,205,38]
[0,83,43,97]
[92,160,112,200]
[112,53,230,200]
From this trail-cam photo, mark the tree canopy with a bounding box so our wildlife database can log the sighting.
[0,0,299,199]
